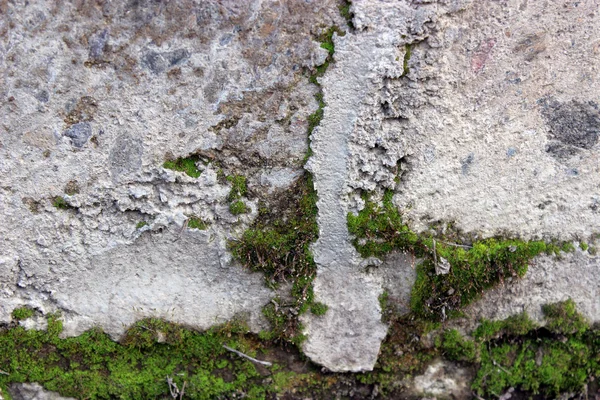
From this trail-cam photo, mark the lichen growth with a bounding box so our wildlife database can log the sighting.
[163,155,202,178]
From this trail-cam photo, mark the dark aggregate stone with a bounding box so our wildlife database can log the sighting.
[542,99,600,150]
[63,122,92,148]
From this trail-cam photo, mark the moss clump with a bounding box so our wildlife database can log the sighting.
[135,221,148,229]
[51,196,73,210]
[226,175,247,202]
[438,329,476,362]
[187,216,209,230]
[308,26,345,85]
[11,307,34,321]
[402,43,413,77]
[338,0,354,29]
[225,175,249,215]
[472,311,599,398]
[229,175,318,343]
[579,242,589,251]
[348,191,548,320]
[543,298,589,335]
[310,302,328,316]
[163,155,202,178]
[0,316,280,399]
[229,200,248,215]
[474,312,537,341]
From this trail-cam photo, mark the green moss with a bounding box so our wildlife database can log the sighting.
[11,307,34,321]
[228,200,247,215]
[51,196,73,210]
[402,43,413,76]
[438,329,476,362]
[0,315,281,399]
[135,221,148,229]
[473,312,537,341]
[338,1,354,29]
[226,175,247,202]
[543,299,589,335]
[187,217,209,230]
[561,241,575,253]
[579,242,588,251]
[230,175,318,343]
[163,155,202,178]
[348,191,549,320]
[473,329,599,397]
[310,302,328,316]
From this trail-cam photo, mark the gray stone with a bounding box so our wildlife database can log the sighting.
[141,49,190,74]
[542,99,600,150]
[63,122,92,148]
[8,383,75,400]
[89,29,109,60]
[109,133,143,179]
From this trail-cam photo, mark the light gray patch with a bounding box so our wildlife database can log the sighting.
[9,382,76,400]
[109,133,143,178]
[63,122,92,147]
[542,99,600,151]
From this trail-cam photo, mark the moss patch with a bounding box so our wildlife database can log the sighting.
[163,155,202,178]
[348,190,548,320]
[0,315,290,399]
[11,307,34,321]
[229,200,248,216]
[229,175,318,344]
[187,216,209,230]
[135,221,148,229]
[226,175,247,202]
[543,298,589,335]
[471,301,599,398]
[51,196,74,210]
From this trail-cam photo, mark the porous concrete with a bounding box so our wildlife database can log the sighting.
[1,0,600,378]
[0,0,344,338]
[464,247,600,327]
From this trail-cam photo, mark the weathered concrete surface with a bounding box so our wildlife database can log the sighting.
[0,0,344,338]
[304,0,600,371]
[1,0,600,379]
[464,248,600,327]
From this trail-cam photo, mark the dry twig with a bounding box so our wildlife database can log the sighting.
[223,344,272,366]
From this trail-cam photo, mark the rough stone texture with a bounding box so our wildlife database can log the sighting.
[409,359,472,399]
[0,0,344,339]
[305,0,600,371]
[1,0,600,379]
[8,383,75,400]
